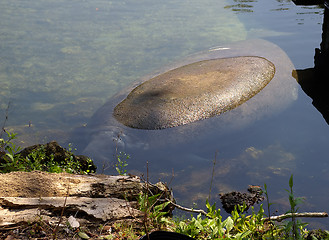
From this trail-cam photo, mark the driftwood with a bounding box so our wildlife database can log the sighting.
[265,212,329,222]
[167,199,328,222]
[167,199,208,216]
[0,171,172,227]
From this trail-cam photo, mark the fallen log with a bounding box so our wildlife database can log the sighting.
[0,171,172,227]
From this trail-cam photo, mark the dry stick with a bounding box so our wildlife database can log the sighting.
[52,182,70,239]
[264,212,328,222]
[166,199,208,217]
[208,150,218,201]
[0,102,10,139]
[143,160,150,240]
[166,199,328,222]
[104,131,123,173]
[167,168,175,189]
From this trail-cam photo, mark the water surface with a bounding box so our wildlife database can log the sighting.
[1,0,329,228]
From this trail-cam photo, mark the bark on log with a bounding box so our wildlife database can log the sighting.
[0,171,172,226]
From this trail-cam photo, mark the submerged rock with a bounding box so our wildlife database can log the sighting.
[114,56,275,129]
[220,185,264,213]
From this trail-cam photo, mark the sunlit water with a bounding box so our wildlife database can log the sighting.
[1,0,329,228]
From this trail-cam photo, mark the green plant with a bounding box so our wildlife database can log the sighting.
[175,200,270,239]
[115,151,129,175]
[0,131,22,172]
[138,192,171,231]
[108,222,140,239]
[173,177,314,240]
[283,174,307,239]
[25,145,57,172]
[263,183,275,239]
[0,132,94,174]
[61,143,95,174]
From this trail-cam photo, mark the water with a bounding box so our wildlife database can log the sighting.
[1,0,329,228]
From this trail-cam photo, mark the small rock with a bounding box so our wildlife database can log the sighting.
[68,215,80,228]
[219,185,264,213]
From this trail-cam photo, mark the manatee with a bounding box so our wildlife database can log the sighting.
[77,39,298,169]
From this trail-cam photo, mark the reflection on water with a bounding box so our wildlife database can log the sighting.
[225,0,323,25]
[224,0,255,13]
[297,6,329,124]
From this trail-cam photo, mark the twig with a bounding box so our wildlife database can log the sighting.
[0,102,10,139]
[165,199,208,217]
[265,212,328,222]
[167,168,175,188]
[208,150,218,201]
[165,199,328,223]
[143,160,150,240]
[52,182,70,239]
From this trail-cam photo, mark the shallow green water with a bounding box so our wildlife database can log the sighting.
[0,0,246,135]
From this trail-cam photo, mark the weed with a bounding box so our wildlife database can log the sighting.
[115,151,129,176]
[208,150,218,201]
[109,222,140,239]
[283,174,307,239]
[0,132,94,174]
[0,131,22,172]
[138,192,171,232]
[263,183,275,239]
[173,175,315,239]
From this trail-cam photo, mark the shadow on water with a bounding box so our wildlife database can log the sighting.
[297,4,329,124]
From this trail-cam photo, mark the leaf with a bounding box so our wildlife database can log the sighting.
[78,231,90,239]
[5,153,14,162]
[154,201,170,212]
[294,197,304,205]
[194,218,204,231]
[223,216,234,232]
[206,199,211,210]
[234,230,252,239]
[289,174,293,189]
[147,194,160,205]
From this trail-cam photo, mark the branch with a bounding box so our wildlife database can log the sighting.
[166,198,328,223]
[167,199,328,223]
[166,199,208,217]
[265,212,328,222]
[0,102,10,139]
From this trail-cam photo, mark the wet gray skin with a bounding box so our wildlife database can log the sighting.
[79,39,298,168]
[114,56,275,130]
